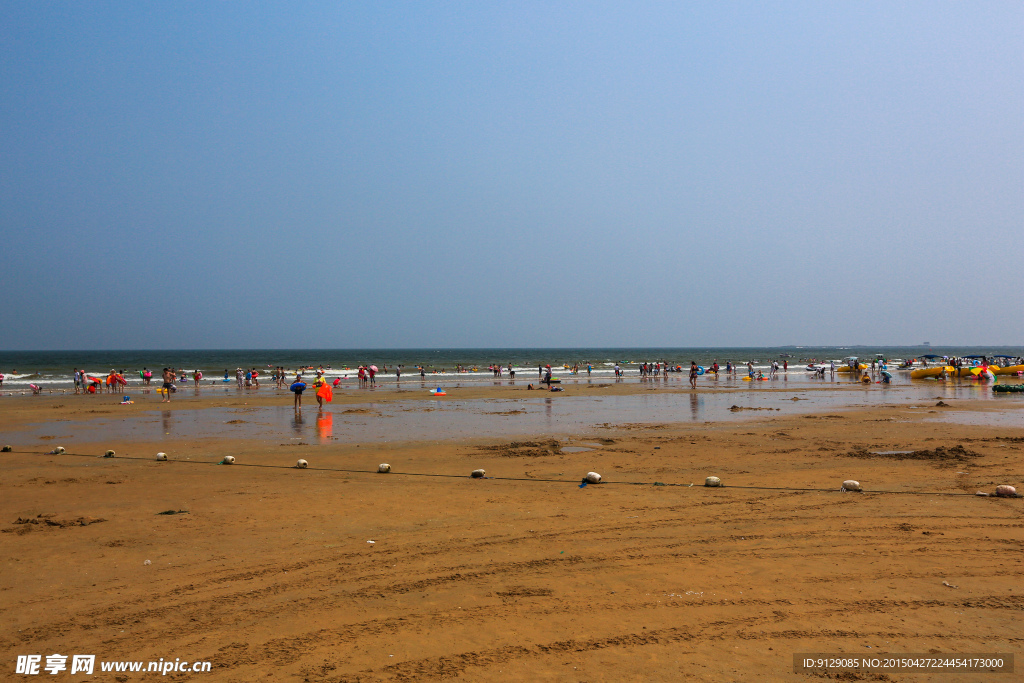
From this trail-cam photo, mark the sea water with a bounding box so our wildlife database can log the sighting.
[0,346,1020,391]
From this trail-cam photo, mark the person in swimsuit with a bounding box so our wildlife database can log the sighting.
[689,361,699,389]
[290,377,306,408]
[161,367,175,403]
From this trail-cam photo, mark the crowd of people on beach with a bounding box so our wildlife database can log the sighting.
[51,359,767,396]
[6,352,1022,399]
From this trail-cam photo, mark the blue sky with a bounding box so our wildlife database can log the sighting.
[1,2,1021,349]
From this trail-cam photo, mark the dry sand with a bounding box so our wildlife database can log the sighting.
[1,388,1022,681]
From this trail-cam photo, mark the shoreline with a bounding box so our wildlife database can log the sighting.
[2,378,1021,447]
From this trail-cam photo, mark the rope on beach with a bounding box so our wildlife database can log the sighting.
[4,448,1015,498]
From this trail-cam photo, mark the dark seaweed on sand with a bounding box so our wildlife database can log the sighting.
[845,445,979,461]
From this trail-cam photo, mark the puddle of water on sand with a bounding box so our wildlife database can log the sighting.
[6,381,1009,447]
[927,408,1024,428]
[561,446,594,453]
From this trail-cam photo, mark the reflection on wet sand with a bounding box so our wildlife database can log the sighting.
[316,411,333,442]
[6,381,1014,447]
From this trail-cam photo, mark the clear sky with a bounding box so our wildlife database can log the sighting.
[1,2,1021,349]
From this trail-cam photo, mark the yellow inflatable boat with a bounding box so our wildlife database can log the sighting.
[910,366,955,379]
[836,364,867,373]
[949,366,1000,379]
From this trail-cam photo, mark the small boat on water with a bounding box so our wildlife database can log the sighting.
[910,366,954,379]
[910,366,1001,379]
[836,364,867,373]
[951,366,998,379]
[834,356,867,373]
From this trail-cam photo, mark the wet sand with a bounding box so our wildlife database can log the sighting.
[1,375,1017,445]
[0,384,1022,681]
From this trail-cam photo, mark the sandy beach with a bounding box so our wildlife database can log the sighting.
[1,383,1021,681]
[5,0,1022,678]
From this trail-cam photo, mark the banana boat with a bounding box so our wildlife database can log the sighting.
[910,366,955,379]
[836,364,867,373]
[951,366,993,379]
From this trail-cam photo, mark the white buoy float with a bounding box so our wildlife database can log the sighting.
[841,479,862,492]
[51,446,66,454]
[585,472,602,484]
[705,476,722,487]
[105,450,116,458]
[296,459,308,469]
[222,455,235,465]
[996,485,1017,497]
[471,469,486,478]
[378,463,391,473]
[155,452,167,461]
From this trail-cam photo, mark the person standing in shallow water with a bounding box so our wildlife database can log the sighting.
[161,367,175,403]
[689,361,699,389]
[290,376,306,409]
